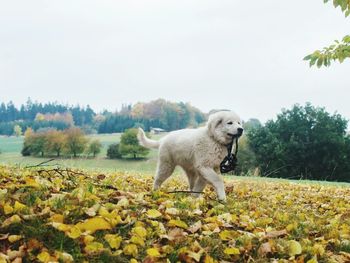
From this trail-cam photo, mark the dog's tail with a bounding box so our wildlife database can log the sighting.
[137,128,160,149]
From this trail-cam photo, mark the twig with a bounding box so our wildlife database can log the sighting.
[263,165,290,177]
[167,190,204,194]
[93,183,119,191]
[25,159,55,168]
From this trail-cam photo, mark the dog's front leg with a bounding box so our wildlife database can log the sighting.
[198,167,226,201]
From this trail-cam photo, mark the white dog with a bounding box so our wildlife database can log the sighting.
[137,111,243,201]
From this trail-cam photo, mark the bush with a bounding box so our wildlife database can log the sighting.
[21,145,31,156]
[107,143,122,159]
[119,129,150,159]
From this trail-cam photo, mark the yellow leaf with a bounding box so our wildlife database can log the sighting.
[37,251,51,263]
[224,247,240,255]
[123,244,138,257]
[13,201,26,212]
[85,241,104,253]
[51,222,71,232]
[146,247,161,257]
[49,214,64,223]
[67,226,81,239]
[2,214,21,227]
[83,235,95,245]
[313,244,325,256]
[204,255,218,263]
[3,203,13,215]
[76,217,111,233]
[98,207,111,217]
[168,219,188,229]
[147,209,162,218]
[8,235,22,243]
[288,240,302,256]
[130,235,145,247]
[286,223,297,232]
[187,251,202,261]
[25,177,40,188]
[307,257,318,263]
[219,230,236,241]
[130,259,138,263]
[104,234,123,249]
[131,226,147,238]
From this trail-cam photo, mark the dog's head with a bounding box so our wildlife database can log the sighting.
[207,111,243,145]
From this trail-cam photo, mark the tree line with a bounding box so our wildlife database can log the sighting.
[98,99,206,133]
[0,99,206,135]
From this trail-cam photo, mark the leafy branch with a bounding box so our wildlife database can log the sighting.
[304,0,350,67]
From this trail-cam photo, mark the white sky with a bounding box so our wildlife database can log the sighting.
[0,0,349,122]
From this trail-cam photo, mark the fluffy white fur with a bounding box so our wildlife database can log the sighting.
[137,111,243,201]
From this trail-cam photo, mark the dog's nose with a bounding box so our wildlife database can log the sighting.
[237,128,243,135]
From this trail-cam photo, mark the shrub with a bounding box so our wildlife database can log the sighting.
[119,129,150,159]
[107,143,122,159]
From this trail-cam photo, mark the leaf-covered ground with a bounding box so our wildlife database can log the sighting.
[1,166,350,262]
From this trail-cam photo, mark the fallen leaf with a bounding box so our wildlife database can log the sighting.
[146,248,161,257]
[288,240,302,256]
[147,209,162,218]
[223,247,240,255]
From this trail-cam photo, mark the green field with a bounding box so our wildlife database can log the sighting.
[1,134,349,187]
[0,134,162,174]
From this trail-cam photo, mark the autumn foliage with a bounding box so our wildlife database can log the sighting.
[22,127,100,158]
[1,166,350,262]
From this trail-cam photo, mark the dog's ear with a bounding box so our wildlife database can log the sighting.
[207,113,223,134]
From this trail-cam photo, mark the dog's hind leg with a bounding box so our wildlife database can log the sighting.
[153,160,175,190]
[184,168,198,191]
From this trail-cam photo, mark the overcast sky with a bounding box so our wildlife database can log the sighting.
[0,0,349,122]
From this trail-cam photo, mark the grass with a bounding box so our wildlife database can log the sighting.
[0,133,165,174]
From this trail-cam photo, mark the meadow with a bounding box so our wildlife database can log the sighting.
[0,134,160,174]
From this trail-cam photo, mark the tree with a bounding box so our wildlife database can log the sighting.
[13,125,22,137]
[119,129,150,159]
[304,1,350,67]
[45,130,66,157]
[243,118,262,133]
[65,127,88,157]
[107,143,122,159]
[87,139,102,157]
[26,132,47,157]
[234,135,258,175]
[248,103,350,181]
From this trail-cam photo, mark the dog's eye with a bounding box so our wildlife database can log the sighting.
[227,122,233,125]
[238,122,241,125]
